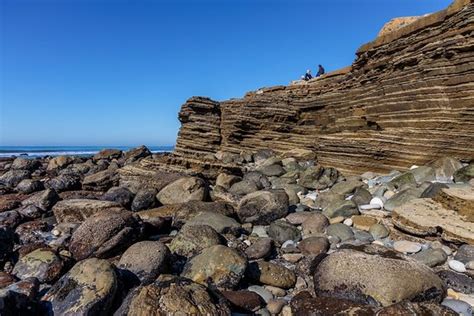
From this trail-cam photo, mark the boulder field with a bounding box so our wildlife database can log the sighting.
[0,146,473,315]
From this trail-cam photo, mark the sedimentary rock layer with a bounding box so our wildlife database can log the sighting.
[172,0,474,176]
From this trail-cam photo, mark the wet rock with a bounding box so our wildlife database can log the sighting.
[15,220,51,245]
[42,258,117,315]
[222,290,264,313]
[237,190,289,225]
[290,291,376,315]
[115,274,230,315]
[454,244,474,264]
[15,179,44,194]
[186,211,240,234]
[326,223,354,241]
[246,261,296,289]
[0,194,25,212]
[323,199,358,218]
[21,189,59,211]
[169,224,221,257]
[0,278,40,315]
[454,164,474,183]
[156,177,208,205]
[118,241,170,284]
[44,174,81,192]
[437,270,474,294]
[298,237,329,256]
[82,169,118,191]
[69,209,143,260]
[0,170,31,188]
[0,226,14,263]
[378,301,458,315]
[314,246,445,306]
[245,238,273,260]
[11,158,41,172]
[268,220,301,244]
[47,156,74,170]
[412,248,447,267]
[101,186,134,209]
[52,198,122,224]
[130,188,156,211]
[182,245,247,289]
[13,248,63,283]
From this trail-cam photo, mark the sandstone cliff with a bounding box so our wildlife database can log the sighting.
[171,0,473,176]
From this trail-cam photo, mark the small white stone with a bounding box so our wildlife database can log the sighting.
[282,240,296,249]
[243,239,251,246]
[343,218,353,226]
[305,192,318,201]
[370,197,384,208]
[52,229,61,236]
[448,260,467,273]
[393,240,422,254]
[410,165,419,170]
[372,240,385,246]
[466,261,474,270]
[359,204,381,210]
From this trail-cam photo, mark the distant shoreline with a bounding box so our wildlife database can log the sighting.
[0,145,174,158]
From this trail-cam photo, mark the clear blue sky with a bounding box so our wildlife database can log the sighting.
[0,0,452,146]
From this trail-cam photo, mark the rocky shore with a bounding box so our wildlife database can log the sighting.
[0,146,473,315]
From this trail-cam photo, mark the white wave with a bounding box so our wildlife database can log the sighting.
[0,149,170,158]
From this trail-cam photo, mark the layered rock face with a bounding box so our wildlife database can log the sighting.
[173,0,474,176]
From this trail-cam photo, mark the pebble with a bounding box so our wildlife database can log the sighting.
[466,261,474,270]
[52,229,61,236]
[372,240,385,246]
[267,299,286,314]
[383,190,395,199]
[295,276,307,290]
[369,197,384,208]
[369,223,389,239]
[448,260,467,273]
[343,218,353,226]
[282,240,297,249]
[282,253,304,263]
[441,299,472,316]
[280,305,292,316]
[393,240,422,254]
[265,286,286,297]
[359,204,381,210]
[252,226,269,238]
[329,216,345,224]
[243,239,251,246]
[248,285,273,303]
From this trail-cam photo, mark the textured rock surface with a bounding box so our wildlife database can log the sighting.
[160,0,474,177]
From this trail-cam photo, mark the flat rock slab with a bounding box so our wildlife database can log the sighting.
[434,185,474,222]
[52,199,123,224]
[392,198,474,244]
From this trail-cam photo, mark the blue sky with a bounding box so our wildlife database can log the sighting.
[0,0,452,146]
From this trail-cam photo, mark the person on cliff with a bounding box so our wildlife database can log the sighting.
[302,69,312,81]
[316,64,325,77]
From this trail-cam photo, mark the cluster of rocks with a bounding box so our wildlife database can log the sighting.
[0,145,473,315]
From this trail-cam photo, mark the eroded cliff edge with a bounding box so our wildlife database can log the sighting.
[172,0,473,176]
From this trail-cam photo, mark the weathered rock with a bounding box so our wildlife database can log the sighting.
[243,172,271,189]
[245,238,273,260]
[384,187,423,211]
[222,290,264,313]
[298,237,329,256]
[412,248,448,267]
[314,246,445,306]
[47,156,74,170]
[454,244,474,264]
[82,169,118,191]
[0,210,21,228]
[246,261,296,289]
[101,186,134,209]
[69,209,143,260]
[369,223,389,239]
[437,270,474,294]
[42,258,117,315]
[299,165,339,190]
[52,198,123,223]
[124,145,151,162]
[0,170,31,188]
[237,190,289,225]
[0,278,40,315]
[11,158,41,171]
[326,223,354,241]
[378,301,458,316]
[93,148,122,161]
[115,275,230,315]
[169,224,221,257]
[258,164,286,177]
[330,178,366,196]
[268,220,301,244]
[181,245,247,289]
[323,199,358,218]
[229,179,260,196]
[351,187,373,206]
[15,179,44,194]
[118,241,170,284]
[301,213,330,237]
[454,164,474,183]
[156,176,208,205]
[290,291,376,315]
[15,220,51,245]
[216,173,242,190]
[352,215,378,231]
[186,211,240,234]
[392,198,474,244]
[118,163,183,194]
[130,188,156,211]
[44,174,81,192]
[0,226,14,263]
[21,189,59,211]
[433,185,474,221]
[13,248,63,283]
[409,166,436,183]
[428,157,463,182]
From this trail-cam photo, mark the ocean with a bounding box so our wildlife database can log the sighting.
[0,145,174,158]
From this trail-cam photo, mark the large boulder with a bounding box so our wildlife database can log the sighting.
[114,275,230,315]
[186,211,240,234]
[93,148,122,161]
[42,258,117,315]
[69,209,143,260]
[299,165,339,190]
[169,224,222,257]
[82,169,118,191]
[21,189,59,211]
[130,188,157,211]
[101,186,135,209]
[124,145,151,162]
[0,170,31,188]
[44,174,81,192]
[237,190,289,225]
[181,245,247,289]
[15,179,44,194]
[314,245,445,307]
[118,241,170,284]
[52,199,123,224]
[11,158,41,171]
[118,164,182,194]
[12,248,64,284]
[156,177,208,205]
[47,156,74,170]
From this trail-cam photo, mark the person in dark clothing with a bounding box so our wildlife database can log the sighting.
[303,69,312,81]
[316,64,325,77]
